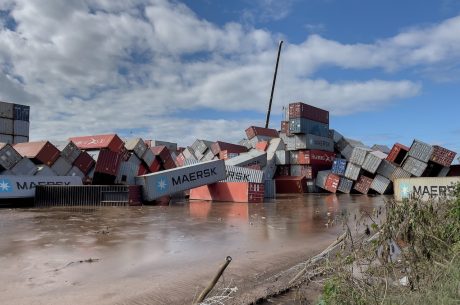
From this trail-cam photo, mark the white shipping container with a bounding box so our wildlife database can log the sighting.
[224,165,264,183]
[0,175,82,198]
[275,150,289,165]
[362,151,387,174]
[225,150,267,168]
[0,118,13,135]
[370,175,391,195]
[0,134,13,144]
[394,177,460,201]
[182,147,197,160]
[125,138,148,158]
[408,140,433,163]
[344,162,361,181]
[0,101,14,119]
[136,159,226,201]
[13,120,29,137]
[0,143,22,170]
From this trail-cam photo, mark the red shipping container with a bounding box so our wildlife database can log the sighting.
[211,141,248,155]
[176,153,186,166]
[190,182,264,203]
[288,102,329,124]
[69,134,124,152]
[148,158,162,173]
[386,143,409,165]
[73,151,95,174]
[151,146,170,161]
[128,185,143,206]
[219,150,240,160]
[275,176,306,193]
[14,141,60,166]
[297,150,336,165]
[323,173,340,193]
[448,165,460,176]
[255,141,269,151]
[245,126,279,140]
[353,175,373,194]
[430,145,456,167]
[138,163,149,176]
[163,158,176,170]
[94,149,122,175]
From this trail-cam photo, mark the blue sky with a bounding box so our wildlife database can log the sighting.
[0,0,459,157]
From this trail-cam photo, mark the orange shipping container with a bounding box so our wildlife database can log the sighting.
[190,182,264,203]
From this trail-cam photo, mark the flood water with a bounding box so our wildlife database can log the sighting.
[0,194,387,305]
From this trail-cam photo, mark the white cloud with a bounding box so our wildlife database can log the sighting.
[0,0,458,144]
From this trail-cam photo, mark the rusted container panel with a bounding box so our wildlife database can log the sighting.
[225,150,267,168]
[124,138,148,159]
[0,118,13,134]
[376,160,397,180]
[151,146,170,162]
[386,143,409,165]
[13,104,30,121]
[275,176,306,193]
[211,141,247,156]
[69,134,124,152]
[353,175,373,194]
[370,175,392,195]
[371,144,391,154]
[67,166,85,179]
[13,135,28,144]
[288,102,329,124]
[430,145,456,167]
[35,165,57,176]
[391,167,411,182]
[289,118,329,137]
[344,162,361,181]
[332,158,347,176]
[290,165,313,179]
[0,134,13,144]
[11,158,38,175]
[408,140,433,163]
[51,157,73,176]
[249,135,275,149]
[73,151,95,175]
[14,141,60,166]
[13,120,29,137]
[245,126,279,140]
[316,170,340,193]
[0,143,22,170]
[190,182,264,203]
[362,151,387,174]
[402,156,427,177]
[255,141,269,151]
[0,101,14,119]
[94,149,122,176]
[337,177,353,193]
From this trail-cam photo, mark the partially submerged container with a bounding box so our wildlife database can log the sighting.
[264,179,276,198]
[69,134,124,152]
[353,175,373,194]
[393,177,460,201]
[337,177,353,193]
[290,165,313,179]
[189,182,264,203]
[344,162,361,181]
[331,158,347,176]
[370,175,391,194]
[14,141,60,166]
[275,176,306,193]
[316,170,340,193]
[391,167,411,182]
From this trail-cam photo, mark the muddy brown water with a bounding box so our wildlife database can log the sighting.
[0,194,387,305]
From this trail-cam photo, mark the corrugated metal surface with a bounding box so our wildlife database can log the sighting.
[264,179,276,198]
[275,176,306,193]
[316,170,339,193]
[0,118,13,134]
[342,146,372,166]
[289,118,329,137]
[150,140,177,152]
[190,182,264,203]
[402,156,427,177]
[224,165,264,183]
[59,141,81,164]
[13,104,30,121]
[408,140,433,163]
[136,159,226,201]
[94,149,122,176]
[191,139,214,154]
[125,138,148,158]
[332,158,347,176]
[245,126,279,140]
[73,151,95,175]
[14,141,60,166]
[51,157,73,176]
[267,138,285,155]
[13,135,28,144]
[330,129,344,143]
[376,160,397,180]
[371,144,391,154]
[13,120,29,137]
[337,177,353,193]
[290,165,312,179]
[353,175,373,194]
[0,101,14,119]
[141,148,155,167]
[69,134,124,152]
[11,158,38,175]
[182,147,196,160]
[0,176,82,199]
[386,143,410,165]
[391,167,411,181]
[430,145,456,167]
[35,165,57,176]
[394,177,460,201]
[67,166,85,179]
[288,102,329,124]
[283,134,334,152]
[344,162,361,181]
[362,151,387,174]
[211,141,247,155]
[201,149,215,162]
[0,143,22,170]
[0,134,13,144]
[370,175,391,194]
[115,160,138,185]
[275,150,289,165]
[249,135,274,149]
[225,150,267,168]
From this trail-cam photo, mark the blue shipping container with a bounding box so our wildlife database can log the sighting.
[289,118,329,137]
[331,158,347,176]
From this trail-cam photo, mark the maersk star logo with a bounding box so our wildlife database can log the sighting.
[0,179,12,193]
[400,183,411,198]
[155,177,168,193]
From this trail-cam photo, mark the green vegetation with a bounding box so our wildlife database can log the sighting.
[317,184,460,305]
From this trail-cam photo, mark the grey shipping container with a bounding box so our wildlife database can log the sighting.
[370,175,391,194]
[371,144,391,154]
[0,101,14,119]
[341,146,372,166]
[330,129,344,143]
[11,158,37,175]
[0,118,13,135]
[263,157,277,179]
[13,120,29,137]
[376,160,397,180]
[275,150,289,165]
[362,151,387,174]
[150,140,177,152]
[202,149,215,162]
[224,165,264,183]
[391,167,411,181]
[61,141,81,164]
[394,177,460,202]
[267,138,285,154]
[306,179,319,193]
[13,135,28,144]
[289,118,329,137]
[51,157,73,176]
[141,148,155,167]
[135,159,226,201]
[191,139,214,154]
[67,166,86,179]
[283,134,334,152]
[13,104,30,121]
[125,138,148,158]
[408,140,433,163]
[344,162,361,181]
[402,156,427,177]
[0,134,13,144]
[194,148,206,161]
[0,143,22,170]
[264,179,276,198]
[225,150,267,168]
[115,160,138,185]
[182,147,197,160]
[35,165,57,176]
[238,139,252,150]
[337,177,353,193]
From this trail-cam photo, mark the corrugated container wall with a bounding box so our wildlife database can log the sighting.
[288,102,329,124]
[353,175,373,194]
[370,175,391,195]
[245,126,279,140]
[344,162,361,181]
[13,104,30,121]
[402,156,427,177]
[0,118,13,135]
[51,157,73,176]
[60,141,81,164]
[13,136,28,144]
[362,151,387,174]
[14,141,60,166]
[13,120,29,137]
[73,151,95,175]
[0,134,13,144]
[430,145,456,167]
[408,140,433,163]
[289,118,329,137]
[331,158,347,176]
[376,160,397,180]
[225,150,267,168]
[386,143,410,165]
[0,143,22,170]
[11,158,37,175]
[224,165,264,183]
[0,101,14,119]
[125,138,148,159]
[69,134,124,152]
[337,177,353,193]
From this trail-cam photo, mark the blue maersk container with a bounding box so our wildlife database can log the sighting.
[331,158,347,176]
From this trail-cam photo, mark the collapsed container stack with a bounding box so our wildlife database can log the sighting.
[0,101,30,144]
